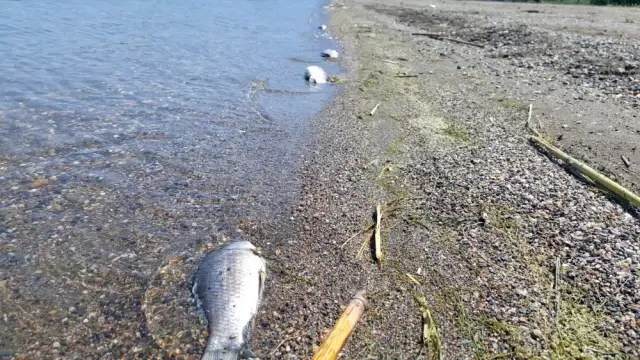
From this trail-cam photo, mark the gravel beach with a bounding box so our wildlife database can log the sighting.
[2,0,640,359]
[252,1,640,359]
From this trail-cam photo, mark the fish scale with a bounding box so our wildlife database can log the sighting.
[194,240,267,360]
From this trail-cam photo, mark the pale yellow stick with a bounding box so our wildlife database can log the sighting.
[312,291,367,360]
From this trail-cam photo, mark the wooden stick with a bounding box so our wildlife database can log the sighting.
[370,103,381,116]
[312,291,367,360]
[526,104,541,137]
[554,257,561,290]
[621,155,631,168]
[374,204,383,265]
[530,136,640,208]
[554,257,561,324]
[411,33,485,48]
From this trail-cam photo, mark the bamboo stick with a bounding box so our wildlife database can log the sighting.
[374,204,383,264]
[530,136,640,208]
[312,291,367,360]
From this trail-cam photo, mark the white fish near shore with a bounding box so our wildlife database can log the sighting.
[305,66,328,84]
[321,49,339,58]
[193,241,267,360]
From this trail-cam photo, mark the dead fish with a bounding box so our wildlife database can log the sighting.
[321,49,339,59]
[305,66,328,84]
[193,240,267,360]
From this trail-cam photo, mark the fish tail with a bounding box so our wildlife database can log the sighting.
[201,349,239,360]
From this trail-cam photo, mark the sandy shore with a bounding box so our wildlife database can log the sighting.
[252,1,640,359]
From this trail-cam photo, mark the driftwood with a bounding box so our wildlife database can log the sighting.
[411,32,485,48]
[530,136,640,208]
[374,204,383,264]
[312,291,367,360]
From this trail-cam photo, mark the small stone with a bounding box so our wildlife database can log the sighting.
[30,178,49,189]
[68,307,76,314]
[531,329,544,339]
[52,342,60,348]
[515,288,528,297]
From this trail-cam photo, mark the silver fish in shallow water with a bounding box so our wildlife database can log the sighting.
[193,240,267,360]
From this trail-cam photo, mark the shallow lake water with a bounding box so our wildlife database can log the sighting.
[0,0,339,356]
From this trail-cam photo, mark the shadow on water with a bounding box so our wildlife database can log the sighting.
[0,0,341,357]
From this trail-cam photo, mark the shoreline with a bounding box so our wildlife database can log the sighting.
[2,0,638,358]
[252,0,640,358]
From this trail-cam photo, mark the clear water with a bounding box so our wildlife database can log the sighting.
[0,0,339,221]
[0,1,339,354]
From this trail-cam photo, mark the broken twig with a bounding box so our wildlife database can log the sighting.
[554,257,561,324]
[621,155,631,168]
[406,273,421,286]
[341,223,375,248]
[554,257,561,290]
[356,230,372,260]
[374,203,383,265]
[413,293,443,360]
[412,32,485,48]
[526,104,541,137]
[370,103,381,116]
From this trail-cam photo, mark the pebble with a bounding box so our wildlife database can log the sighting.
[52,342,60,348]
[531,329,544,339]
